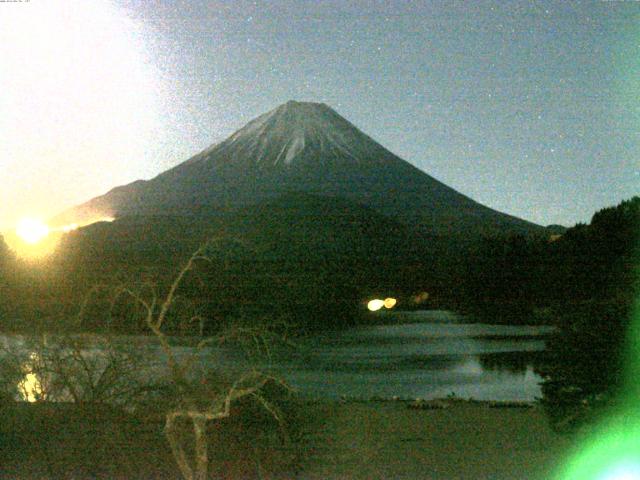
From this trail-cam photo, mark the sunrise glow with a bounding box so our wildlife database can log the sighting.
[6,217,115,259]
[16,218,50,244]
[0,0,161,228]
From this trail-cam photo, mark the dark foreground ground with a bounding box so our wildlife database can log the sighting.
[0,398,576,479]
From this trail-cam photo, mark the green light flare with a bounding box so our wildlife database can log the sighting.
[554,413,640,480]
[598,462,640,480]
[554,248,640,478]
[621,298,640,401]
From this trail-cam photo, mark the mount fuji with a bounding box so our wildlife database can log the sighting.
[53,100,540,235]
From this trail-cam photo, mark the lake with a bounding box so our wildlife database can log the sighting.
[3,310,553,403]
[276,310,553,401]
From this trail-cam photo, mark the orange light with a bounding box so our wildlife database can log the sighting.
[412,292,430,304]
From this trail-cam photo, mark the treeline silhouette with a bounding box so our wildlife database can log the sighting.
[1,196,637,338]
[458,196,639,325]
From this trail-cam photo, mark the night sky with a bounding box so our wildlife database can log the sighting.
[2,0,638,230]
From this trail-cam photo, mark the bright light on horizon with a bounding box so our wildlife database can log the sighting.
[15,218,50,245]
[6,216,116,259]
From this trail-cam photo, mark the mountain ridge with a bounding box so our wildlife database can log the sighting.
[52,100,541,236]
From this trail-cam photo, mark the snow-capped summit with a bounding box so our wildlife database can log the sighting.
[53,101,540,235]
[185,100,390,170]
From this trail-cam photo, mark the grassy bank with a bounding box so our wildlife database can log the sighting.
[299,398,574,480]
[0,398,576,479]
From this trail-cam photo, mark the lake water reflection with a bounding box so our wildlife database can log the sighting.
[3,310,553,402]
[277,310,553,401]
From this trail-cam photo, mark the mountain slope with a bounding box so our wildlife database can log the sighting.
[53,101,540,235]
[55,192,422,282]
[53,192,432,332]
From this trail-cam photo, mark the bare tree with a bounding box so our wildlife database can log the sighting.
[118,246,289,480]
[0,325,149,406]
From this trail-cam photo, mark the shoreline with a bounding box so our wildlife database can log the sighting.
[297,397,573,480]
[1,397,575,479]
